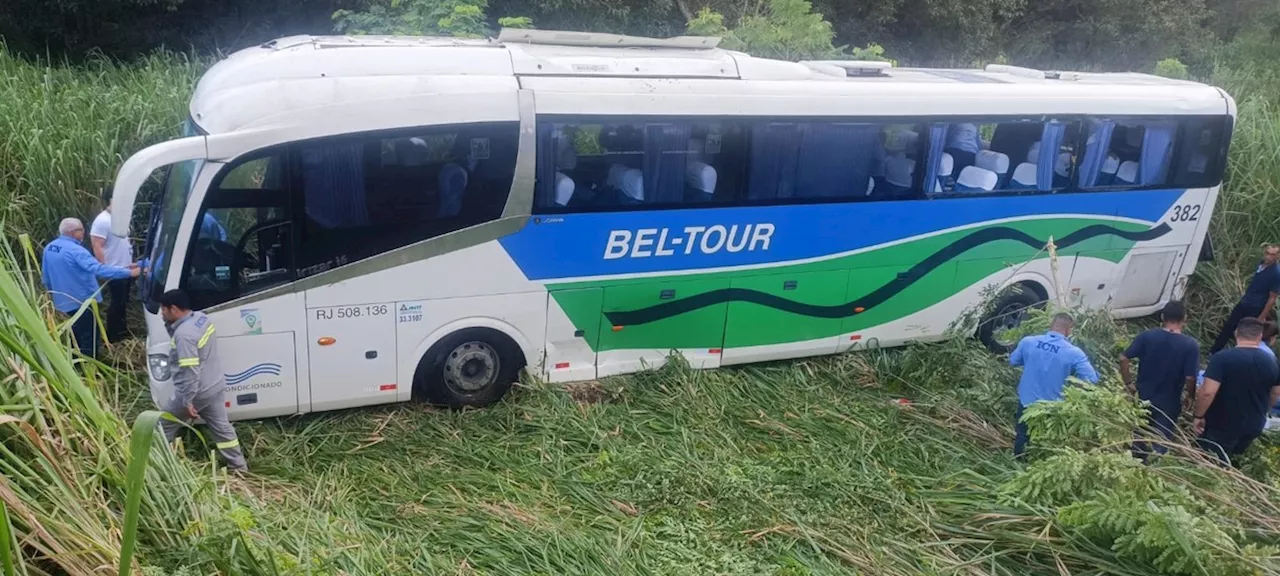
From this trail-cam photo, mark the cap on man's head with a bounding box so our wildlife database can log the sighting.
[157,289,191,310]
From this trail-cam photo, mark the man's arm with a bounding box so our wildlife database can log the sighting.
[1009,339,1026,367]
[71,245,134,280]
[1194,377,1221,435]
[1074,351,1100,384]
[1119,355,1134,391]
[90,236,107,264]
[1269,385,1280,415]
[1263,291,1278,321]
[171,333,202,411]
[89,216,110,264]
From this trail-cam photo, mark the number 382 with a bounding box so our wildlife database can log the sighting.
[1170,204,1201,222]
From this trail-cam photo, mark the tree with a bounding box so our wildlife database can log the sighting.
[334,0,531,37]
[686,0,844,61]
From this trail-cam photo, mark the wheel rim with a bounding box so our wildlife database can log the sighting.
[991,302,1030,346]
[443,341,500,394]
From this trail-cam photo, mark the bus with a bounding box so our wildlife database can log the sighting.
[110,30,1234,421]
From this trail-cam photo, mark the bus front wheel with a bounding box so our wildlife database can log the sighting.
[413,328,525,409]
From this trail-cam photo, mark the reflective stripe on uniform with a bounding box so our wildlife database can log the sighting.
[197,325,216,348]
[216,438,240,450]
[178,357,200,367]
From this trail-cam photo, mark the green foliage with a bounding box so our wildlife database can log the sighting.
[1021,384,1147,452]
[0,47,202,242]
[334,0,532,37]
[687,0,844,61]
[1155,58,1190,80]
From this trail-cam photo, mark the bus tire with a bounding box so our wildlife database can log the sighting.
[978,286,1043,354]
[413,328,525,409]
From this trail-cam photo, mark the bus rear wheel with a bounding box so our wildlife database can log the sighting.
[978,285,1043,354]
[414,328,524,409]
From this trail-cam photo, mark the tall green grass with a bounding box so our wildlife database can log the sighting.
[0,230,256,574]
[0,45,201,241]
[1184,63,1280,338]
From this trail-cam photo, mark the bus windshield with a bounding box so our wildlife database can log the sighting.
[145,159,203,311]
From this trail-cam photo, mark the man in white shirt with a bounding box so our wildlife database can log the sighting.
[89,186,135,342]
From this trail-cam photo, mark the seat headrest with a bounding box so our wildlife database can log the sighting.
[553,172,575,206]
[956,166,998,191]
[1116,161,1140,184]
[1011,162,1037,187]
[1102,154,1120,174]
[686,161,717,194]
[1026,141,1041,164]
[620,168,644,201]
[938,152,954,177]
[607,164,629,189]
[975,150,1010,174]
[1055,153,1072,177]
[885,155,916,188]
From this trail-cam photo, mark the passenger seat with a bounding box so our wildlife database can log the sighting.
[1116,161,1140,186]
[1008,163,1037,190]
[1099,154,1120,186]
[935,152,954,193]
[437,163,468,218]
[975,150,1011,187]
[883,155,916,197]
[686,161,718,202]
[553,172,576,207]
[955,166,998,193]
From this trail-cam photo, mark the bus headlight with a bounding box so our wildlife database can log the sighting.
[148,354,172,381]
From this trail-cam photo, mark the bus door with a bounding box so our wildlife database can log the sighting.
[181,154,305,420]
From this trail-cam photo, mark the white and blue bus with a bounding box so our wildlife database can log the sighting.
[110,30,1233,421]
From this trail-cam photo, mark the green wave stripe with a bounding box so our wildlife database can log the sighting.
[549,218,1151,352]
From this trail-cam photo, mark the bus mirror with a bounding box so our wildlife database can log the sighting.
[111,136,207,237]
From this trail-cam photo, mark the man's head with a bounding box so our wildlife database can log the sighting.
[1161,300,1187,328]
[101,183,113,211]
[1050,312,1075,337]
[1264,243,1280,266]
[157,289,192,324]
[58,218,84,241]
[1236,316,1266,345]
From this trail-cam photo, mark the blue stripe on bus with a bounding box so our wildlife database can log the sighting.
[499,189,1185,281]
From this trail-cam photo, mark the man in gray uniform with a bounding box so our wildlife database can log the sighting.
[157,289,247,471]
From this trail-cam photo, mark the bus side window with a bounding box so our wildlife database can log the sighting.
[533,120,746,212]
[293,122,519,272]
[1169,117,1227,189]
[1078,118,1176,190]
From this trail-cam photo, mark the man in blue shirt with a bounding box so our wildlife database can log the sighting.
[1210,244,1280,353]
[1009,313,1100,457]
[1120,301,1199,455]
[42,218,140,358]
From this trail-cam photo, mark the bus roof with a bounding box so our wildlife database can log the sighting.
[190,30,1233,135]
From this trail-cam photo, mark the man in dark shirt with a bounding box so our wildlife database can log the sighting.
[1210,244,1280,353]
[1120,301,1199,450]
[1195,317,1280,464]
